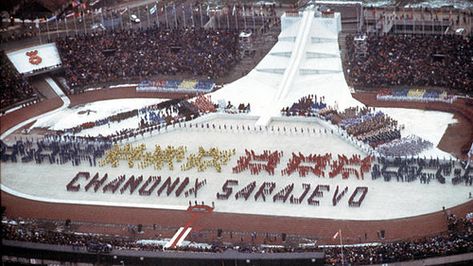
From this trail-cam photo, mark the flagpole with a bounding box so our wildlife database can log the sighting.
[235,6,238,30]
[173,4,178,28]
[243,5,247,29]
[261,7,264,33]
[73,13,78,35]
[182,4,186,28]
[109,11,115,31]
[199,4,203,28]
[146,5,150,29]
[118,10,123,31]
[55,17,60,38]
[339,229,345,266]
[252,5,255,30]
[46,18,51,42]
[100,9,104,27]
[37,18,42,44]
[65,16,69,36]
[138,7,142,30]
[83,12,87,34]
[155,5,159,29]
[165,4,169,29]
[190,3,194,28]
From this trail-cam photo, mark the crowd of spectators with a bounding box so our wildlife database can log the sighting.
[56,27,240,89]
[345,34,473,95]
[0,27,38,43]
[2,213,473,264]
[325,214,473,265]
[0,51,37,109]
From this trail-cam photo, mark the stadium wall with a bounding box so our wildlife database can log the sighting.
[2,240,325,266]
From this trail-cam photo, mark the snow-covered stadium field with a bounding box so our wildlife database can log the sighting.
[1,7,471,224]
[1,106,469,221]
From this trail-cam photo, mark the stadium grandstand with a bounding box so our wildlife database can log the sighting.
[1,0,473,265]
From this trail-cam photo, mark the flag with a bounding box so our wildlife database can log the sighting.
[150,4,157,15]
[333,230,340,239]
[232,5,236,16]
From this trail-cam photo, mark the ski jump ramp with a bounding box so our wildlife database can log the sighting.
[211,5,363,126]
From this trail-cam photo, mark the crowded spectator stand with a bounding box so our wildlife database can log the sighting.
[56,27,240,91]
[0,52,38,111]
[2,213,473,265]
[345,34,473,95]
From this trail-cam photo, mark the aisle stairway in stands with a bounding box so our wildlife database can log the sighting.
[164,204,214,249]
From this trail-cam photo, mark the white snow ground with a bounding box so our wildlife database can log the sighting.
[378,108,457,159]
[31,98,169,136]
[1,10,470,222]
[1,116,471,220]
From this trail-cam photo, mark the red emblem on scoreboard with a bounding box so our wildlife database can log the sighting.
[26,50,42,65]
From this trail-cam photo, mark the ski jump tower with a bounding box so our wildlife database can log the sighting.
[211,2,363,125]
[255,3,361,126]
